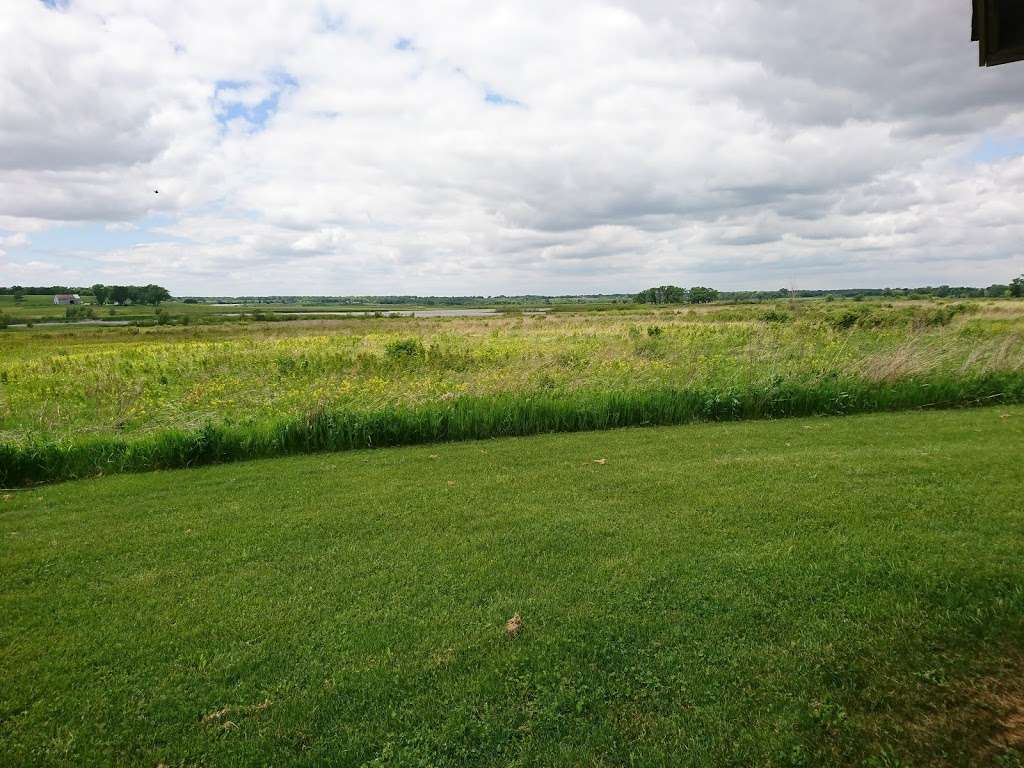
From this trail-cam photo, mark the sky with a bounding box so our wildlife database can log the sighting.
[1,0,1023,296]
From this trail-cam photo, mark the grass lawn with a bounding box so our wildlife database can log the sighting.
[2,408,1023,766]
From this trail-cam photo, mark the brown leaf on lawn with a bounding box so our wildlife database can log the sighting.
[447,480,457,487]
[505,613,523,637]
[202,706,230,723]
[429,454,440,459]
[593,458,607,465]
[202,699,272,726]
[2,494,12,501]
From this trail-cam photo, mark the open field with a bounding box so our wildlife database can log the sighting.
[0,294,631,325]
[2,408,1023,766]
[0,295,511,324]
[2,298,1023,484]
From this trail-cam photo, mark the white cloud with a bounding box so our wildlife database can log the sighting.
[1,232,29,248]
[0,0,1022,293]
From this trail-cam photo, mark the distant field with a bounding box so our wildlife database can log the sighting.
[0,294,73,321]
[0,295,493,323]
[2,408,1022,766]
[2,298,1023,484]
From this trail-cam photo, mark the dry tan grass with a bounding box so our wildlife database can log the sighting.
[889,655,1024,766]
[201,699,272,730]
[856,340,945,382]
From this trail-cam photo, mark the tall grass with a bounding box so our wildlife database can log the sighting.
[3,300,1022,484]
[3,371,1022,486]
[4,306,1023,440]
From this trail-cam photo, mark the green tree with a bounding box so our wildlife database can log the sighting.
[688,286,719,304]
[65,305,96,322]
[142,285,171,305]
[91,284,109,305]
[635,285,688,304]
[1011,275,1024,298]
[110,285,131,305]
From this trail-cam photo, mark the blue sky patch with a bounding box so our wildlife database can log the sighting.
[214,73,298,132]
[16,216,186,257]
[484,89,524,107]
[972,135,1024,163]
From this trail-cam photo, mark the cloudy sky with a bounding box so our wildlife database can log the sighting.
[1,0,1022,295]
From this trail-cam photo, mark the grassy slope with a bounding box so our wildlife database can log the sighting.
[2,408,1023,767]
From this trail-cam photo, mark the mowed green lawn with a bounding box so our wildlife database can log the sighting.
[2,408,1023,767]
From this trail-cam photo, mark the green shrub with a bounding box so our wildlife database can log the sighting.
[827,309,864,331]
[385,337,425,360]
[760,309,792,323]
[912,303,976,329]
[823,304,974,332]
[65,305,96,321]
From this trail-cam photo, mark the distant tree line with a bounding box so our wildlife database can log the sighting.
[634,286,720,304]
[717,281,1024,301]
[0,285,83,296]
[0,284,172,305]
[633,277,1024,305]
[5,276,1023,308]
[89,284,171,306]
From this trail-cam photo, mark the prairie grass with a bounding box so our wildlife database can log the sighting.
[2,299,1022,484]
